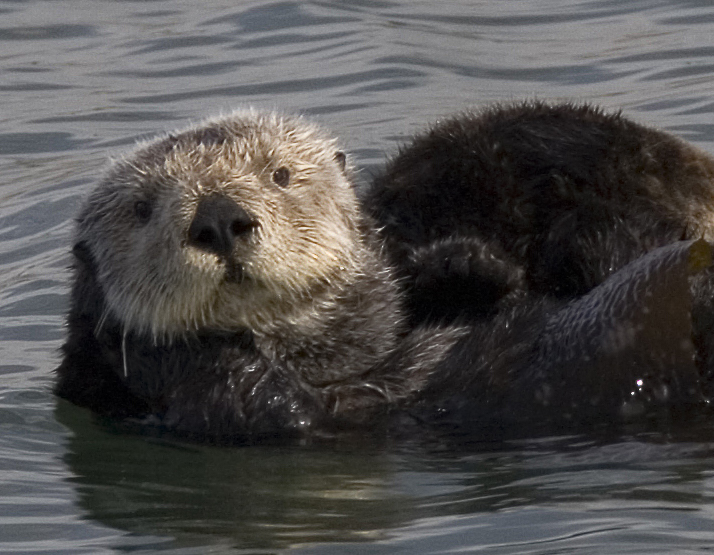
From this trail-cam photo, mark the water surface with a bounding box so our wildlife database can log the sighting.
[2,0,714,553]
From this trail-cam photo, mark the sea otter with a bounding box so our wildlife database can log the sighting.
[55,111,468,440]
[55,109,714,442]
[366,102,714,316]
[365,101,714,397]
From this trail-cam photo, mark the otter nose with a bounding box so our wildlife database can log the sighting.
[187,194,256,257]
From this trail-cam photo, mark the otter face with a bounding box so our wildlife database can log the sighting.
[77,111,362,338]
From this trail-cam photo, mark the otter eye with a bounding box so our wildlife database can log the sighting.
[272,166,290,188]
[134,200,153,224]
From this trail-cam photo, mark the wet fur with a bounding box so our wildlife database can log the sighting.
[365,101,714,399]
[55,111,467,441]
[366,101,714,320]
[56,105,714,442]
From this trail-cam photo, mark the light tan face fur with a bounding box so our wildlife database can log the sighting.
[78,111,365,338]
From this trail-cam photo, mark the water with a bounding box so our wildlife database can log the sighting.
[2,0,714,552]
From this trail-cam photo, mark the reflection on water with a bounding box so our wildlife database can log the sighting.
[2,0,714,553]
[58,400,714,553]
[58,402,408,549]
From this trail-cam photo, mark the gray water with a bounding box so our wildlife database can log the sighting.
[3,0,714,553]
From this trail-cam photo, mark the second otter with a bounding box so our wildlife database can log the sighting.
[55,107,714,441]
[366,101,714,403]
[366,101,714,320]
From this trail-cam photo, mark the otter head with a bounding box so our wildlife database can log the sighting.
[76,111,365,339]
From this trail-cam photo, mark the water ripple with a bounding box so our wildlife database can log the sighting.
[0,24,96,41]
[205,1,357,32]
[121,67,426,104]
[0,133,94,156]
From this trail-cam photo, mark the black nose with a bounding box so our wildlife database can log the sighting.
[187,194,256,257]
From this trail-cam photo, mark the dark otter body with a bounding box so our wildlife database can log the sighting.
[56,108,714,443]
[366,102,714,320]
[366,102,714,399]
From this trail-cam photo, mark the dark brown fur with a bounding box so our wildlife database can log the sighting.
[365,101,714,398]
[366,101,714,311]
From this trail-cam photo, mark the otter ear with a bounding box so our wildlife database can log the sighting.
[72,241,93,265]
[334,151,347,172]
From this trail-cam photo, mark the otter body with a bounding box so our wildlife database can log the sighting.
[56,107,714,442]
[366,102,714,321]
[366,102,714,399]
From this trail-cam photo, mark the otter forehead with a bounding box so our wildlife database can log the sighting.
[76,110,364,338]
[120,111,345,184]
